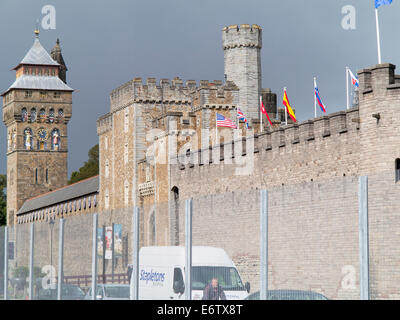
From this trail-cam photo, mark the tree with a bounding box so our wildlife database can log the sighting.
[0,174,6,226]
[68,144,99,185]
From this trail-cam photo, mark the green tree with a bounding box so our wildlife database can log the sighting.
[0,174,6,226]
[68,144,99,185]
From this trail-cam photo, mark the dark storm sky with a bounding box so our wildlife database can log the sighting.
[0,0,399,176]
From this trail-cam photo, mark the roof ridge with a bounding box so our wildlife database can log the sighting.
[25,175,99,202]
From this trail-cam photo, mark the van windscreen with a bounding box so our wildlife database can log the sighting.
[192,266,245,291]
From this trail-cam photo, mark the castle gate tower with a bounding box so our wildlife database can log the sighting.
[222,24,262,122]
[1,30,73,225]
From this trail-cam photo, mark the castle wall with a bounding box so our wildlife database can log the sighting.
[168,64,400,299]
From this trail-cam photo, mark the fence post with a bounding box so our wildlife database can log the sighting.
[91,213,98,300]
[359,176,370,300]
[185,198,193,301]
[4,226,8,300]
[260,190,268,300]
[28,223,34,300]
[57,218,65,300]
[130,207,140,300]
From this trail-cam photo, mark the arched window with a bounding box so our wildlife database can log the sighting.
[396,159,400,183]
[39,108,46,122]
[30,108,37,122]
[49,108,55,123]
[24,128,33,150]
[105,189,109,209]
[105,159,109,178]
[124,180,129,206]
[58,109,64,120]
[51,129,61,151]
[21,108,28,122]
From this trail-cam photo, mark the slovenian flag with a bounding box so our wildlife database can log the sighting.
[314,79,327,113]
[375,0,393,9]
[348,69,359,88]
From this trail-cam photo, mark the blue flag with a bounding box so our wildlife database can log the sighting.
[375,0,393,8]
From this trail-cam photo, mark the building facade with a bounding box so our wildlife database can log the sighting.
[4,24,400,299]
[1,30,73,226]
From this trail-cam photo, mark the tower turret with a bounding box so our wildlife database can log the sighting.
[1,31,73,225]
[222,24,262,122]
[51,38,68,83]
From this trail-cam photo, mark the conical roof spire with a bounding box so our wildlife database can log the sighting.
[51,38,68,83]
[18,36,59,67]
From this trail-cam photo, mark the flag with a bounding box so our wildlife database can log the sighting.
[348,69,359,88]
[260,96,273,126]
[375,0,393,9]
[237,108,249,129]
[216,113,237,128]
[283,89,297,123]
[314,79,327,113]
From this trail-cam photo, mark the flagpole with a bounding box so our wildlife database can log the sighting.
[375,8,382,64]
[260,96,263,133]
[236,106,239,130]
[215,114,218,146]
[314,77,317,118]
[346,67,349,110]
[284,87,288,125]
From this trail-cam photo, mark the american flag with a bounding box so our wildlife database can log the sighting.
[237,108,249,129]
[216,113,237,128]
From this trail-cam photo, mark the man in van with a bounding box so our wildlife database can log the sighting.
[202,278,226,300]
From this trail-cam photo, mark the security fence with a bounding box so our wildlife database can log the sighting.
[1,174,399,300]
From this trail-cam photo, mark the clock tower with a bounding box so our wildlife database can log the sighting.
[1,29,73,225]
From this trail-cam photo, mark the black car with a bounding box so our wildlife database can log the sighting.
[246,289,328,300]
[35,284,85,300]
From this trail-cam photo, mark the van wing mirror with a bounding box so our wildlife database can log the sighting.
[173,281,185,295]
[245,282,250,293]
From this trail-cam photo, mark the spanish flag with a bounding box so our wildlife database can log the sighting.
[283,88,297,123]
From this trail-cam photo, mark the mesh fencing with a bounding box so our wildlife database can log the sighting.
[32,219,59,300]
[0,226,4,299]
[1,174,398,300]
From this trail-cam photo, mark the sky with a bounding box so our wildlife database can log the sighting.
[0,0,399,176]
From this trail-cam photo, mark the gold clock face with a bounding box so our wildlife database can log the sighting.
[37,128,48,141]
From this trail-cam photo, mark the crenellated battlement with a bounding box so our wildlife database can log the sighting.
[96,112,112,135]
[109,77,240,113]
[174,107,360,171]
[222,24,262,49]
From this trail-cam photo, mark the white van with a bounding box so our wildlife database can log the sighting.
[136,246,250,300]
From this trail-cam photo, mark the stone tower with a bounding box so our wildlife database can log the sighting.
[51,38,68,84]
[1,30,74,225]
[222,24,262,122]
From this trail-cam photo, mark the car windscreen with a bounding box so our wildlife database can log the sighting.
[104,286,130,298]
[64,285,85,297]
[192,266,245,291]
